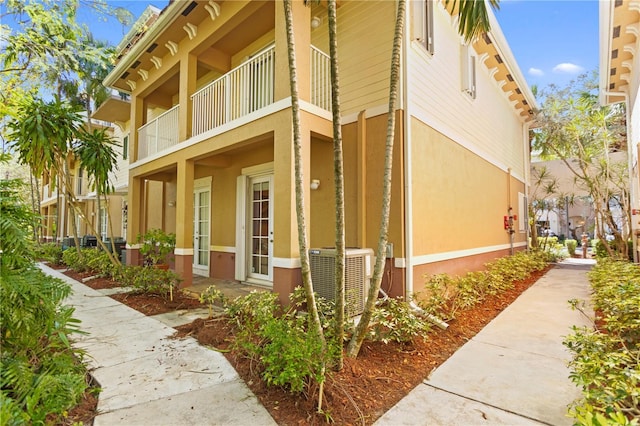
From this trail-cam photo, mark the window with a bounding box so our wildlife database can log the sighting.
[122,135,129,160]
[76,169,83,195]
[461,44,476,99]
[413,1,435,54]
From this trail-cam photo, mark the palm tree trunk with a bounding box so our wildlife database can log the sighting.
[347,0,405,358]
[282,0,326,344]
[29,169,40,242]
[327,0,346,371]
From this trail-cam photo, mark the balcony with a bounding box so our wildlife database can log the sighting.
[42,183,57,203]
[137,105,180,160]
[310,46,331,112]
[192,45,332,137]
[192,46,276,137]
[136,45,332,161]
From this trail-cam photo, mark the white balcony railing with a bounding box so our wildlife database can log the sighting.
[137,105,180,160]
[42,183,56,201]
[310,46,331,112]
[192,46,276,137]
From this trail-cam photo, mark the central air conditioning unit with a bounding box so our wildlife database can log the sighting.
[309,248,374,316]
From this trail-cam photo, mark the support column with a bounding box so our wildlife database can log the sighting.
[174,159,195,286]
[126,176,144,266]
[357,110,367,248]
[179,53,197,142]
[272,116,311,305]
[274,0,311,102]
[130,95,145,162]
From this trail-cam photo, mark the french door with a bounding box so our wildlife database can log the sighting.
[193,185,210,276]
[247,175,273,283]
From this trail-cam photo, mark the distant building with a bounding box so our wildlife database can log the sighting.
[600,0,640,260]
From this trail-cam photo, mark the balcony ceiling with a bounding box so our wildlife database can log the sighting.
[108,0,275,94]
[92,97,131,123]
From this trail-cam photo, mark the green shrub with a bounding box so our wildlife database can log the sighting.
[420,251,548,321]
[594,239,634,261]
[34,242,64,265]
[61,248,85,272]
[0,268,89,424]
[126,266,182,299]
[199,285,227,318]
[564,259,640,423]
[224,290,338,394]
[565,239,577,256]
[369,297,431,344]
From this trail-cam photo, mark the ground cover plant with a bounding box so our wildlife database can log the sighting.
[175,250,550,424]
[564,259,640,425]
[0,155,92,424]
[41,248,549,424]
[420,250,549,321]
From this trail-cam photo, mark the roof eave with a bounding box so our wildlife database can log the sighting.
[103,2,187,91]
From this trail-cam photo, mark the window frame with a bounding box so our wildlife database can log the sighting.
[122,134,129,160]
[461,44,477,99]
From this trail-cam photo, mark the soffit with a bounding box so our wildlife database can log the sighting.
[441,1,537,122]
[105,1,275,94]
[603,0,639,104]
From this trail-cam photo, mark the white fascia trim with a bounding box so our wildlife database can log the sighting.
[299,100,332,120]
[129,99,291,170]
[273,257,301,269]
[485,8,537,111]
[210,245,236,253]
[342,104,390,125]
[104,2,184,89]
[598,0,614,105]
[174,248,194,256]
[413,242,527,266]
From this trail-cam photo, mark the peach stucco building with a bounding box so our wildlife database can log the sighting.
[98,0,536,303]
[600,0,640,260]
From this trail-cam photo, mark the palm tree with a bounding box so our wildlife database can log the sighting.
[7,96,119,264]
[326,0,346,371]
[75,127,120,265]
[346,0,499,358]
[282,0,326,347]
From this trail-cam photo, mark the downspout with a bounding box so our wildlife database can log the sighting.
[402,3,413,302]
[508,167,514,255]
[603,90,636,262]
[523,123,531,250]
[401,5,447,331]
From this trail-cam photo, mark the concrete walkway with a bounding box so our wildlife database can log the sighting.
[39,264,276,426]
[375,258,594,426]
[42,258,593,425]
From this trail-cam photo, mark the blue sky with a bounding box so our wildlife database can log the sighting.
[494,0,599,90]
[85,0,599,92]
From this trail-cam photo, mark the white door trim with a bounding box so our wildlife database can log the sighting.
[193,177,211,277]
[235,163,274,286]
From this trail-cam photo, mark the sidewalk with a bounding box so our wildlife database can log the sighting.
[39,264,276,426]
[374,258,595,426]
[43,258,593,425]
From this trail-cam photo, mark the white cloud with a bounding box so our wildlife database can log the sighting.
[552,63,585,74]
[528,67,544,76]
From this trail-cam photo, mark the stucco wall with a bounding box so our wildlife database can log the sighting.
[410,117,526,258]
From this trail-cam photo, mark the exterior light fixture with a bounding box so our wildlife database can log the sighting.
[310,179,320,190]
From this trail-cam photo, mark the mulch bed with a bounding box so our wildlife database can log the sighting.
[174,267,550,425]
[61,265,549,425]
